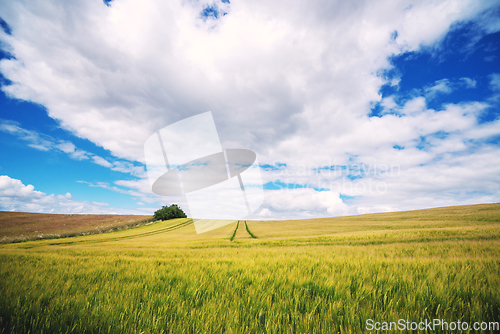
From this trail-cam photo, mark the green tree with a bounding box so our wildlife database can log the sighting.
[153,204,187,221]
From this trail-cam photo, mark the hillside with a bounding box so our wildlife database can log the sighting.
[0,203,499,333]
[0,211,152,243]
[2,202,498,243]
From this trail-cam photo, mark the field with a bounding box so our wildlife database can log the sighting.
[0,203,499,333]
[0,212,152,243]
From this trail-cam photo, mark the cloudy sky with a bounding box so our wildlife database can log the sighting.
[0,0,499,219]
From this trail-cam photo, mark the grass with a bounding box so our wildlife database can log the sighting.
[0,203,499,333]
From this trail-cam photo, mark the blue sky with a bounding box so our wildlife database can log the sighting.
[0,0,499,218]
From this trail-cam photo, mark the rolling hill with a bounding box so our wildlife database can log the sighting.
[0,203,499,333]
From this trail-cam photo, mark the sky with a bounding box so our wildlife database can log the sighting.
[0,0,499,219]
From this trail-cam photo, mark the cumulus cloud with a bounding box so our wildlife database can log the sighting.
[0,0,497,161]
[0,175,117,213]
[0,0,499,218]
[257,93,500,217]
[256,188,353,220]
[0,175,159,214]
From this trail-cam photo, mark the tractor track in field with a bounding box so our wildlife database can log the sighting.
[229,221,257,241]
[230,221,240,241]
[36,219,195,247]
[244,221,258,239]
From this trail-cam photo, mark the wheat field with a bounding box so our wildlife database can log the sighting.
[0,203,499,333]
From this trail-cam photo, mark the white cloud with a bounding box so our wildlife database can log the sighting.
[77,179,161,205]
[255,188,353,220]
[490,73,500,91]
[0,0,499,218]
[484,55,497,62]
[464,118,500,139]
[425,79,453,100]
[460,77,477,89]
[55,141,76,153]
[423,77,478,100]
[0,120,53,150]
[110,161,145,177]
[254,94,499,218]
[0,174,159,214]
[0,119,146,176]
[487,73,500,103]
[0,175,113,213]
[0,0,497,162]
[55,141,90,160]
[91,155,113,168]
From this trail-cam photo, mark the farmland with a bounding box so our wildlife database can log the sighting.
[0,211,152,243]
[0,203,499,333]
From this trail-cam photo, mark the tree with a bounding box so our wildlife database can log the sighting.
[153,204,187,221]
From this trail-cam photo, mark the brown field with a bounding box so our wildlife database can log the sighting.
[0,211,152,243]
